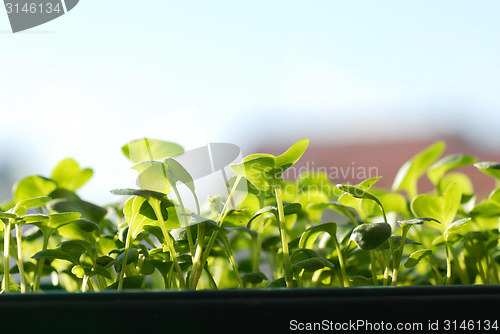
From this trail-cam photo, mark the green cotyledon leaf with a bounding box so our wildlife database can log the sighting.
[230,139,309,191]
[474,162,500,181]
[427,154,477,186]
[122,138,184,163]
[349,222,392,251]
[392,141,445,199]
[51,158,93,191]
[411,182,462,232]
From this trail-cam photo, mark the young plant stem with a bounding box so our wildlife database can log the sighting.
[189,223,205,289]
[378,204,394,285]
[332,234,349,287]
[3,220,11,293]
[14,222,26,293]
[150,199,186,289]
[383,250,390,286]
[171,184,195,258]
[34,232,51,291]
[135,255,145,275]
[203,264,218,290]
[117,227,132,291]
[297,268,305,288]
[218,235,244,288]
[370,250,378,286]
[444,237,452,285]
[467,236,487,283]
[82,275,94,293]
[489,253,500,284]
[392,225,411,286]
[274,185,293,288]
[449,243,468,284]
[190,176,242,290]
[428,257,443,285]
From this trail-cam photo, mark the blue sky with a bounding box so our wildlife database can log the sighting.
[1,1,500,204]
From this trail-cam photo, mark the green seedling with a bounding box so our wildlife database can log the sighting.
[231,138,309,288]
[392,141,445,199]
[2,139,500,292]
[391,218,440,286]
[404,249,443,285]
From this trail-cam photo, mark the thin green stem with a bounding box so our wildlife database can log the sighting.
[428,257,443,285]
[370,250,378,286]
[444,238,452,285]
[392,225,411,286]
[34,232,51,291]
[274,185,293,288]
[332,234,349,287]
[297,268,305,288]
[218,234,244,289]
[117,227,132,291]
[189,222,205,289]
[191,175,242,290]
[15,223,26,293]
[449,242,468,284]
[3,220,11,293]
[172,184,195,258]
[383,249,390,286]
[489,253,500,284]
[467,236,487,283]
[150,199,186,289]
[203,264,218,290]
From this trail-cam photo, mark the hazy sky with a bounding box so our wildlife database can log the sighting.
[1,1,500,204]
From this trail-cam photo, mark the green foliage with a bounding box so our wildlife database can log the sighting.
[392,141,445,199]
[2,138,500,293]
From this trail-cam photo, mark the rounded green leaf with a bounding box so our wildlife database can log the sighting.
[32,248,80,265]
[208,196,224,214]
[48,199,107,224]
[222,209,253,227]
[439,172,474,197]
[131,161,171,194]
[17,214,49,224]
[349,222,392,250]
[71,265,87,279]
[290,248,323,265]
[163,158,196,193]
[474,162,500,181]
[59,240,94,257]
[92,265,112,279]
[404,249,433,268]
[48,212,82,229]
[392,141,445,198]
[274,138,309,168]
[398,217,441,226]
[106,275,145,290]
[242,271,268,284]
[14,196,52,213]
[427,154,477,186]
[110,188,166,201]
[116,248,139,265]
[445,217,472,235]
[411,182,462,231]
[149,260,173,276]
[0,212,17,219]
[299,222,337,249]
[122,138,184,163]
[13,176,57,203]
[374,236,421,251]
[292,257,334,273]
[51,158,93,191]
